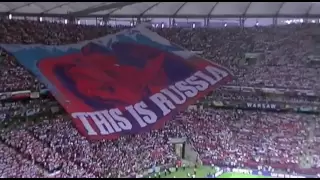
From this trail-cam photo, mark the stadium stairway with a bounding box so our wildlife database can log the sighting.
[0,129,73,177]
[0,134,49,175]
[299,120,317,169]
[174,117,202,165]
[25,128,98,177]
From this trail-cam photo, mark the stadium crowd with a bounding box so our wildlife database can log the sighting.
[0,19,320,91]
[0,18,319,177]
[178,109,320,175]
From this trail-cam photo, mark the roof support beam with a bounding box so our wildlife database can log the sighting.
[207,2,219,17]
[139,2,161,17]
[8,2,34,12]
[40,2,71,14]
[276,2,286,17]
[242,2,252,17]
[106,8,121,16]
[70,2,139,16]
[173,2,188,17]
[306,3,313,17]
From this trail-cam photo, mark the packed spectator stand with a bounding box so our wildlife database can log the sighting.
[0,18,320,178]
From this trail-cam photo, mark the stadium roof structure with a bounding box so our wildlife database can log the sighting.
[1,2,320,18]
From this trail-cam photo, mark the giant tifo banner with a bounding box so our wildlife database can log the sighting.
[0,26,232,140]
